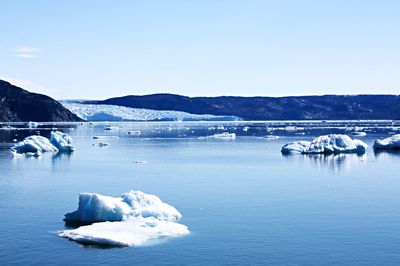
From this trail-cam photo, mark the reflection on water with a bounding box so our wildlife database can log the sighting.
[283,153,368,173]
[374,150,400,159]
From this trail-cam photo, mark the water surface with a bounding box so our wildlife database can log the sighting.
[1,122,400,265]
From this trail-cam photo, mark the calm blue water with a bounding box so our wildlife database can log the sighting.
[1,122,400,265]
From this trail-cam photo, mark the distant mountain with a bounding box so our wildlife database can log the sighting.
[0,80,82,122]
[89,93,400,120]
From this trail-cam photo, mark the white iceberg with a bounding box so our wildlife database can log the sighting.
[60,190,189,247]
[11,135,58,156]
[374,134,400,150]
[64,190,182,223]
[12,131,74,156]
[50,131,74,152]
[281,134,367,155]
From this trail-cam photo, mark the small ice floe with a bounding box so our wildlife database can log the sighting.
[373,134,400,150]
[127,130,141,136]
[93,136,119,140]
[59,190,189,247]
[26,121,39,129]
[264,135,279,139]
[216,125,225,130]
[285,126,304,132]
[50,131,74,152]
[207,126,216,130]
[93,142,110,147]
[134,160,148,164]
[199,132,236,140]
[281,134,367,155]
[104,126,120,131]
[243,126,250,132]
[350,131,367,137]
[11,131,74,156]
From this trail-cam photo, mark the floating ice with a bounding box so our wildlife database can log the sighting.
[374,134,400,150]
[26,121,38,128]
[59,217,189,247]
[12,131,74,156]
[93,136,119,140]
[350,131,367,137]
[127,130,141,136]
[50,131,74,152]
[265,135,280,139]
[104,126,120,131]
[200,132,236,140]
[93,142,109,147]
[60,190,189,247]
[281,141,311,154]
[12,135,58,156]
[63,190,182,224]
[281,134,367,154]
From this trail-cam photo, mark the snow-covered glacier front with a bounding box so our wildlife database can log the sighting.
[62,101,239,121]
[59,190,189,247]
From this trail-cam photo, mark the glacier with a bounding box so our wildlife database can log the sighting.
[12,131,74,156]
[374,134,400,150]
[60,190,189,247]
[62,102,239,122]
[281,134,367,155]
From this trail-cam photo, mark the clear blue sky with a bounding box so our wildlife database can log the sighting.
[0,0,399,99]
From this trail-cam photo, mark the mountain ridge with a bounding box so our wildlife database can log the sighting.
[0,79,82,122]
[85,93,400,120]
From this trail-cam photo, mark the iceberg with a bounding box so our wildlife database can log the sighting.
[11,135,58,156]
[281,134,367,155]
[60,190,189,247]
[50,131,74,152]
[12,131,74,156]
[374,134,400,150]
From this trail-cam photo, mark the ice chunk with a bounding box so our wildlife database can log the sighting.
[93,142,109,147]
[265,135,280,139]
[11,135,58,156]
[127,130,141,136]
[26,121,39,128]
[200,132,236,140]
[63,190,182,224]
[350,131,367,137]
[50,131,74,152]
[281,141,311,154]
[104,126,120,131]
[59,217,189,247]
[374,134,400,150]
[281,134,367,154]
[93,136,119,140]
[60,190,188,247]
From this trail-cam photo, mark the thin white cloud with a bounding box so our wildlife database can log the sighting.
[14,46,39,58]
[0,74,56,98]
